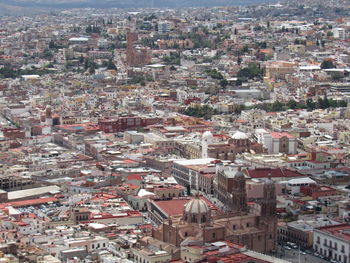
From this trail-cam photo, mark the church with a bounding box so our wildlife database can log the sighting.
[201,130,264,161]
[151,168,277,253]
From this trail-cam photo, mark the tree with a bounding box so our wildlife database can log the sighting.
[184,105,217,119]
[107,59,117,70]
[237,63,263,80]
[49,40,55,49]
[306,98,316,111]
[79,55,84,64]
[89,66,95,75]
[321,59,335,69]
[318,97,326,109]
[271,101,284,111]
[220,79,228,88]
[241,45,249,54]
[286,99,297,109]
[206,69,224,80]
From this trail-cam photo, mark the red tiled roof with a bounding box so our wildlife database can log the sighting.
[154,196,220,217]
[317,223,350,242]
[154,199,189,216]
[0,197,58,208]
[246,168,304,179]
[127,174,143,181]
[270,132,294,139]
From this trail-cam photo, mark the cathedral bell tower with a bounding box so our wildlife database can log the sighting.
[231,170,247,214]
[261,178,276,218]
[260,178,277,252]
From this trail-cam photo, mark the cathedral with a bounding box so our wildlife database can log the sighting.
[152,168,277,253]
[201,131,264,161]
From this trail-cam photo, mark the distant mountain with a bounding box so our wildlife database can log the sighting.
[0,0,275,10]
[0,3,45,16]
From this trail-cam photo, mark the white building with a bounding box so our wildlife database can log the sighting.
[158,21,171,33]
[263,132,297,154]
[201,131,214,158]
[314,223,350,263]
[285,177,316,195]
[333,28,346,40]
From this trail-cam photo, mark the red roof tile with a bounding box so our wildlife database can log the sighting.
[246,168,304,179]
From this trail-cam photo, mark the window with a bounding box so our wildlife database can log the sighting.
[212,233,216,239]
[233,225,236,230]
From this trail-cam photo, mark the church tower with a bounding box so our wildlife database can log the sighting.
[260,178,276,218]
[201,131,213,158]
[231,170,247,214]
[260,178,277,252]
[45,105,53,126]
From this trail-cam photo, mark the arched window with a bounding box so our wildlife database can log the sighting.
[192,215,197,223]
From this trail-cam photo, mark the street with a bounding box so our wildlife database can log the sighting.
[277,246,329,263]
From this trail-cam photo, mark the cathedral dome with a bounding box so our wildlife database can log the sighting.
[184,197,209,215]
[234,170,245,179]
[232,131,248,140]
[183,196,211,224]
[202,131,213,140]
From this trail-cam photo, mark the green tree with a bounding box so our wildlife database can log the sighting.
[49,40,55,49]
[321,59,335,69]
[306,98,316,111]
[287,99,297,109]
[107,59,117,70]
[220,79,228,88]
[237,63,263,80]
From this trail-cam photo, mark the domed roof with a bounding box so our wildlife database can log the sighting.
[234,170,245,179]
[232,131,248,140]
[184,196,209,215]
[202,131,213,139]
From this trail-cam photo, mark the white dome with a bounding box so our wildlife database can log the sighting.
[184,197,209,215]
[232,131,248,140]
[234,171,245,179]
[202,131,213,140]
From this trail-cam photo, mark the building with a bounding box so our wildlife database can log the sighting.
[171,158,217,192]
[202,131,264,161]
[157,21,171,33]
[263,132,297,154]
[126,32,152,66]
[314,223,350,263]
[152,169,277,253]
[98,116,161,133]
[333,28,346,39]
